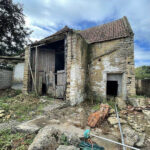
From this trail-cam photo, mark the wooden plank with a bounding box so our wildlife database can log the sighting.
[57,70,65,86]
[28,47,38,95]
[38,49,55,73]
[56,85,64,98]
[47,71,55,97]
[35,46,38,92]
[38,74,43,95]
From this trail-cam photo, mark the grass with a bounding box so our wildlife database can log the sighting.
[92,104,100,111]
[91,96,117,111]
[0,89,55,149]
[0,129,35,150]
[0,89,54,123]
[60,134,69,146]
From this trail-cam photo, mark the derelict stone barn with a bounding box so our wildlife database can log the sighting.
[23,16,135,105]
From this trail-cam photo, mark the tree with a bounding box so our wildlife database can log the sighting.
[135,66,150,79]
[0,0,31,56]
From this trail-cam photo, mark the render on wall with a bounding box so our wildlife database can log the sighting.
[87,37,135,100]
[12,63,25,90]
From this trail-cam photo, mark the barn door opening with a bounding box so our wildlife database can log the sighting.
[55,50,65,85]
[107,81,118,96]
[54,41,65,99]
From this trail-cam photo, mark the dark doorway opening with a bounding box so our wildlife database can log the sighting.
[42,83,47,95]
[107,81,118,96]
[55,52,64,71]
[55,47,65,85]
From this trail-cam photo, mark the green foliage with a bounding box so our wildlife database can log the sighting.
[92,104,100,111]
[60,134,69,145]
[0,91,54,123]
[0,63,13,70]
[135,66,150,79]
[101,97,116,109]
[0,0,31,56]
[0,129,35,150]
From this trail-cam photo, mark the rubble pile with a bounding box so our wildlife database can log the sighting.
[1,95,150,150]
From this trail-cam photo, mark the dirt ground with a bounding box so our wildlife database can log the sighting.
[0,89,150,150]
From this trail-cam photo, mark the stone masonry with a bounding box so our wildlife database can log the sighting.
[23,46,30,94]
[88,36,135,100]
[65,32,88,105]
[23,17,136,105]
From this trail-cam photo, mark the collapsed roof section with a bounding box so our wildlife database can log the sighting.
[31,16,133,46]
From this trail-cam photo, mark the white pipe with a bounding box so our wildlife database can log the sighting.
[90,133,140,150]
[115,104,126,150]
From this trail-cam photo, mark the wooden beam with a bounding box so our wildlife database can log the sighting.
[35,46,38,94]
[28,47,38,95]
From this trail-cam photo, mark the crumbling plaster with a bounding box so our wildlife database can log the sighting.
[88,36,135,100]
[23,33,135,105]
[65,32,88,105]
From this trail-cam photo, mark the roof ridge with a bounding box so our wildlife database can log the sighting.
[79,17,124,32]
[122,16,134,35]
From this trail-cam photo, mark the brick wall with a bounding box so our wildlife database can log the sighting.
[0,69,13,89]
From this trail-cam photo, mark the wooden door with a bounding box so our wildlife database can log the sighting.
[55,70,66,98]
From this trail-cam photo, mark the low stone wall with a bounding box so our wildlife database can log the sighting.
[136,79,150,97]
[0,69,13,89]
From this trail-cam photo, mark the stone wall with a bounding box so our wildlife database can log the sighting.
[23,34,135,104]
[65,32,88,105]
[88,36,135,100]
[136,79,150,97]
[23,47,30,93]
[0,69,13,89]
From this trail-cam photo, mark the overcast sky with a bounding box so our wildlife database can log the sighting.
[13,0,150,67]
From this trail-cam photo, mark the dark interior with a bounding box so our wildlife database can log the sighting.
[42,83,47,95]
[30,40,65,94]
[55,51,65,72]
[107,81,118,96]
[54,40,65,85]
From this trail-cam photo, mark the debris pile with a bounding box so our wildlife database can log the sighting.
[88,104,109,127]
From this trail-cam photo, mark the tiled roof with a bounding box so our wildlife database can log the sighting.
[33,26,71,45]
[43,26,71,41]
[79,16,133,44]
[32,16,133,45]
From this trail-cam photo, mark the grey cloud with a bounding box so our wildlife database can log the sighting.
[13,0,150,66]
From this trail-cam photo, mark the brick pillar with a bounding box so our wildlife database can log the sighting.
[65,32,72,101]
[23,46,30,93]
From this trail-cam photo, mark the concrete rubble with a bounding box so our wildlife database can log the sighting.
[123,126,146,147]
[6,97,150,150]
[28,126,81,150]
[0,109,5,118]
[57,145,79,150]
[108,116,127,125]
